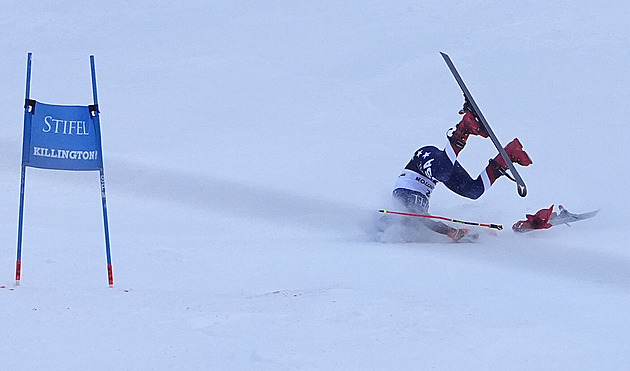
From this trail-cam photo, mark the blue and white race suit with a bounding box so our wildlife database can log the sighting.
[393,144,491,214]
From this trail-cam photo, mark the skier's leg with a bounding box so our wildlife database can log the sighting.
[445,138,533,199]
[392,188,457,238]
[392,188,429,214]
[443,162,487,199]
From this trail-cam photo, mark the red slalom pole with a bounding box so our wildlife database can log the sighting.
[379,209,503,230]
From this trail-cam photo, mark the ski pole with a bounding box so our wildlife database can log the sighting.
[379,209,503,230]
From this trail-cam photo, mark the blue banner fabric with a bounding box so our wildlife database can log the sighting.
[25,102,101,171]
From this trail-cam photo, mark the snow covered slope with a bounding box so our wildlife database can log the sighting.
[0,1,628,369]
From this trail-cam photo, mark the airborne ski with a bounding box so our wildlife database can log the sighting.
[440,52,528,197]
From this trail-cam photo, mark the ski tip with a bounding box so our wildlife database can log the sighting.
[583,208,601,217]
[379,209,387,214]
[517,184,527,197]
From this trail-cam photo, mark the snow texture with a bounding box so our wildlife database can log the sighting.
[0,1,628,369]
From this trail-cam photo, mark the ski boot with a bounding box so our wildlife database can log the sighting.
[512,205,554,232]
[487,138,532,183]
[496,138,532,167]
[448,111,489,155]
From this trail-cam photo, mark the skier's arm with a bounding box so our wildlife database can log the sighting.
[421,218,452,235]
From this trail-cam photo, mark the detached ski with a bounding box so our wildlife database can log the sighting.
[549,205,599,226]
[512,204,599,232]
[440,52,528,197]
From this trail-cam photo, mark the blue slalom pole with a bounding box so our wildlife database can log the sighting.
[16,52,33,286]
[90,55,114,287]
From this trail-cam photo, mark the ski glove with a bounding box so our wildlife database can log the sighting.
[447,228,478,242]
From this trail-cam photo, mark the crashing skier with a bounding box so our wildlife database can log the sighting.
[388,104,532,242]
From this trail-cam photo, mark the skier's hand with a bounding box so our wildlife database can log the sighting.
[447,228,478,242]
[447,228,466,241]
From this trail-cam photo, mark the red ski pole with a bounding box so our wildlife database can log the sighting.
[379,209,503,230]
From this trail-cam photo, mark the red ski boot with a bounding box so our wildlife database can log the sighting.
[512,205,554,232]
[496,138,533,167]
[486,138,532,184]
[448,111,489,155]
